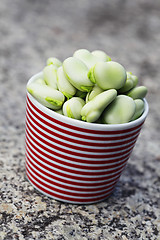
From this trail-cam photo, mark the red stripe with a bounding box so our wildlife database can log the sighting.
[27,95,144,135]
[26,139,129,171]
[26,122,135,159]
[27,102,141,140]
[25,135,131,165]
[26,170,114,203]
[26,169,115,200]
[26,97,142,140]
[26,130,134,161]
[26,116,137,154]
[25,151,126,181]
[26,161,118,192]
[26,165,116,196]
[25,142,126,176]
[25,155,121,187]
[26,109,140,147]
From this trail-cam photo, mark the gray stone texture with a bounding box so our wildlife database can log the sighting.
[0,0,160,239]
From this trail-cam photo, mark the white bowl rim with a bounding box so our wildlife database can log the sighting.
[26,72,149,131]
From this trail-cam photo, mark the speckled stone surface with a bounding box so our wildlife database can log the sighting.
[0,0,160,239]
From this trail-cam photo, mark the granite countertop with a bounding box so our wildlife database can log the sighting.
[0,0,160,239]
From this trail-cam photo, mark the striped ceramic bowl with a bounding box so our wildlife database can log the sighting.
[25,72,149,204]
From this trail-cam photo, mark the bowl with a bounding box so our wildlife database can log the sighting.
[25,72,149,204]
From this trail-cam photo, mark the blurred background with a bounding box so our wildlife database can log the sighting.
[0,0,160,239]
[0,0,160,129]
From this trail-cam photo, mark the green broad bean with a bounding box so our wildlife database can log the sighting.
[47,57,62,68]
[27,48,148,124]
[127,86,148,99]
[63,97,85,120]
[63,57,94,92]
[35,78,46,85]
[27,82,65,110]
[118,79,134,93]
[91,50,111,62]
[88,61,127,90]
[131,99,144,121]
[73,49,105,69]
[57,66,76,99]
[131,75,138,88]
[119,72,139,93]
[102,95,136,124]
[43,65,58,89]
[81,89,117,123]
[87,66,96,83]
[75,89,87,99]
[127,72,138,87]
[55,109,63,115]
[86,85,104,103]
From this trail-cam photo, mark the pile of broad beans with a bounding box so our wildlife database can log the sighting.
[27,49,147,124]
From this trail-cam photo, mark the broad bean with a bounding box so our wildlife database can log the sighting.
[131,99,144,120]
[91,50,111,62]
[75,90,87,99]
[73,49,104,69]
[35,78,46,85]
[88,61,127,90]
[81,89,117,123]
[47,57,62,68]
[63,97,85,120]
[27,48,148,124]
[27,82,65,110]
[43,65,58,89]
[63,57,94,92]
[127,86,148,99]
[57,66,76,99]
[86,85,104,103]
[102,95,136,124]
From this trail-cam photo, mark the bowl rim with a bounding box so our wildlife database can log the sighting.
[26,72,149,131]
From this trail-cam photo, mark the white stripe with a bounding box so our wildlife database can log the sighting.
[26,110,139,147]
[26,165,115,194]
[27,177,111,203]
[26,160,117,189]
[25,152,122,184]
[26,118,137,154]
[25,147,126,178]
[26,134,132,164]
[26,147,127,174]
[26,108,140,145]
[26,131,133,162]
[26,170,114,200]
[26,123,135,158]
[26,100,142,138]
[26,134,130,167]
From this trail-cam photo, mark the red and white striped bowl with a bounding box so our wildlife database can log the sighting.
[25,72,149,204]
